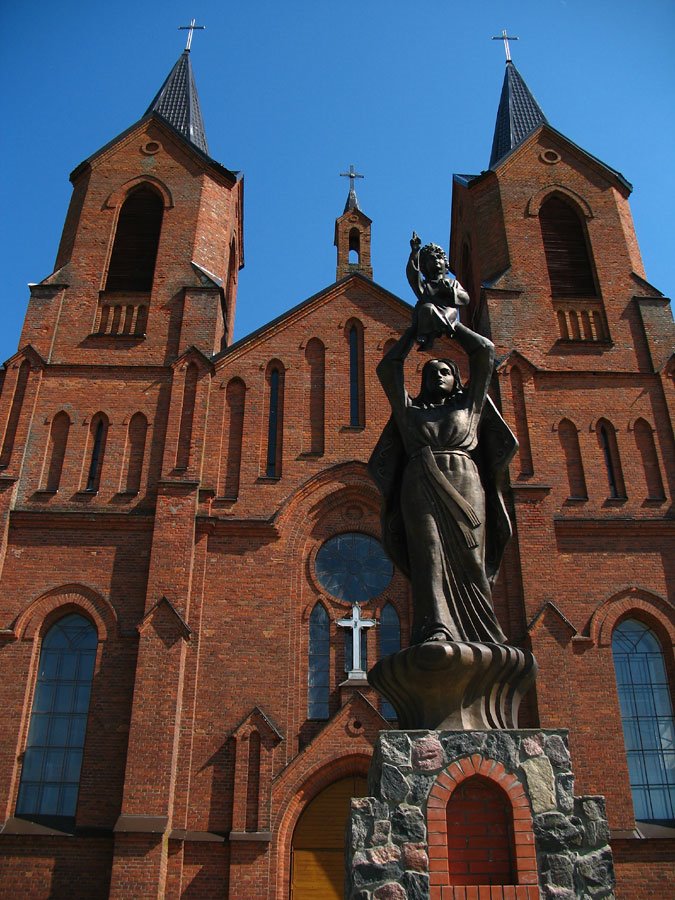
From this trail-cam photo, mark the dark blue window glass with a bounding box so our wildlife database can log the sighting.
[266,368,281,477]
[349,325,361,426]
[612,618,675,822]
[380,604,400,720]
[315,533,393,604]
[16,613,97,824]
[308,604,330,719]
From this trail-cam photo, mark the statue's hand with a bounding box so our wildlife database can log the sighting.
[410,231,422,253]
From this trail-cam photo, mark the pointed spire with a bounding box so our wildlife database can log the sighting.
[489,61,548,168]
[145,51,209,155]
[340,165,364,212]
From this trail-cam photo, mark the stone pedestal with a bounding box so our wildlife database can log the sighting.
[368,642,538,730]
[347,729,615,900]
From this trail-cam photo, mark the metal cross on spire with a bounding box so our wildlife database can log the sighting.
[337,602,376,680]
[492,29,519,63]
[179,18,206,51]
[340,164,365,191]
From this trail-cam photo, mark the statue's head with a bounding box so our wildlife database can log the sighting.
[419,243,448,279]
[417,358,464,405]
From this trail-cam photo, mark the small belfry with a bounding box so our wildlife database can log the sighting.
[334,164,373,281]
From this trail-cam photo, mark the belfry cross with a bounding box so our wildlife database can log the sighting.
[338,602,376,679]
[340,164,365,192]
[491,29,519,63]
[179,18,206,51]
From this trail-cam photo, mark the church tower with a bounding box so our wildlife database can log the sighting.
[449,48,675,895]
[334,165,373,281]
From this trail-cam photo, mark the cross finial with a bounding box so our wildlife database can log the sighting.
[340,164,365,188]
[492,28,519,63]
[179,18,206,52]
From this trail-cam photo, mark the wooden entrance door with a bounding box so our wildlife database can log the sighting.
[290,775,367,899]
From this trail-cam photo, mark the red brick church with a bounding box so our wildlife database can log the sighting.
[0,42,673,900]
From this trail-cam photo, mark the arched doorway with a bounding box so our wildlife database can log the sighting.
[290,774,367,899]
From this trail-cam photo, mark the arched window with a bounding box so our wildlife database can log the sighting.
[0,360,30,468]
[558,418,587,499]
[509,367,533,477]
[85,413,108,493]
[308,604,330,719]
[43,411,71,492]
[612,618,675,822]
[634,419,665,500]
[123,412,147,494]
[347,321,365,427]
[265,364,284,478]
[380,604,401,720]
[176,363,198,470]
[539,195,596,298]
[446,776,516,885]
[597,419,626,499]
[304,339,325,456]
[16,613,97,825]
[222,378,246,498]
[348,227,361,265]
[105,186,163,292]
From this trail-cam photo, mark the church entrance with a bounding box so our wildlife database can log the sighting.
[290,775,367,899]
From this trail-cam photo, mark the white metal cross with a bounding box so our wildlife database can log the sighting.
[340,164,365,191]
[491,29,519,63]
[337,602,376,679]
[179,18,206,52]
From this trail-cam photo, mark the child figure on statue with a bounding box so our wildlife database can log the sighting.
[406,232,470,349]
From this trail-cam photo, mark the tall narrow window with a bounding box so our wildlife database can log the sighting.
[265,364,284,478]
[16,613,97,826]
[123,412,147,494]
[380,604,401,720]
[347,321,364,427]
[348,228,361,265]
[304,339,325,455]
[0,360,30,468]
[222,378,246,498]
[540,195,596,297]
[509,367,533,477]
[308,603,330,719]
[44,412,71,492]
[612,618,675,822]
[558,418,587,499]
[105,186,163,292]
[598,420,626,499]
[176,363,198,470]
[634,419,665,500]
[85,413,108,493]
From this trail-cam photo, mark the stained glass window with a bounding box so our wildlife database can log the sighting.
[16,614,97,825]
[612,618,675,822]
[308,604,330,719]
[315,533,392,604]
[380,604,400,720]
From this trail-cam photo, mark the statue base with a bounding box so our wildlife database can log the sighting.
[368,641,537,730]
[347,729,615,900]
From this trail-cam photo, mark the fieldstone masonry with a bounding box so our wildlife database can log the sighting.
[346,730,615,900]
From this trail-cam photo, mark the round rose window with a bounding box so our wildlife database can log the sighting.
[315,533,393,603]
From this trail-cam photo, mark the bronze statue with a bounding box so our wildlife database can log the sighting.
[369,234,517,646]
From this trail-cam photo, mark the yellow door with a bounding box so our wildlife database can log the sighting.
[290,775,367,899]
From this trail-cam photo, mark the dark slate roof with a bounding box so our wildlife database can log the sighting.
[344,184,361,213]
[145,51,209,154]
[489,61,547,168]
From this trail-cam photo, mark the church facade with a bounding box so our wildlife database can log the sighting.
[0,47,673,900]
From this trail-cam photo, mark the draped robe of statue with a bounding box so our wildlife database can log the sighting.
[368,323,517,646]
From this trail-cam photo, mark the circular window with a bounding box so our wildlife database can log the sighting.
[141,141,162,156]
[315,533,393,603]
[540,149,561,165]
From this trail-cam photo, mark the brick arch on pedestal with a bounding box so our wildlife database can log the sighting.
[427,754,540,899]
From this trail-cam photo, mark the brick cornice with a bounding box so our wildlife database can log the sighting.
[9,510,154,532]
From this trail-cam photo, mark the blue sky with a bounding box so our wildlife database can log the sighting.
[1,0,673,362]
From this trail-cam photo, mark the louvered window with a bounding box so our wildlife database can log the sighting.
[540,196,596,298]
[106,187,163,292]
